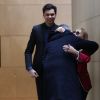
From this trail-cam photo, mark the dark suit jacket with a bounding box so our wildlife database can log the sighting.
[24,23,58,73]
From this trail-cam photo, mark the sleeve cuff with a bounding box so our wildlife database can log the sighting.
[76,51,80,60]
[76,49,83,61]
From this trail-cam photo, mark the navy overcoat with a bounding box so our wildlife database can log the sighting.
[42,30,98,100]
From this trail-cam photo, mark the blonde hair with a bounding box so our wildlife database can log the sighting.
[81,28,88,40]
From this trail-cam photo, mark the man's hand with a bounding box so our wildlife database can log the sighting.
[55,27,65,33]
[28,69,39,78]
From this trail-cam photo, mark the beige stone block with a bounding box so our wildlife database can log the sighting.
[72,0,95,26]
[91,50,100,62]
[79,0,94,21]
[0,97,37,100]
[44,0,71,4]
[93,63,100,100]
[72,0,80,27]
[1,36,29,67]
[4,5,43,35]
[0,67,38,99]
[0,6,6,34]
[88,62,100,93]
[56,4,72,27]
[0,0,71,5]
[0,0,4,4]
[88,62,100,100]
[94,0,100,16]
[15,68,37,98]
[0,68,16,97]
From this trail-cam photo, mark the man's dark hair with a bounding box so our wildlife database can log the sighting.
[42,3,57,14]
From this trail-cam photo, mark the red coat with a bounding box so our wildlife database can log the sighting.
[77,51,92,92]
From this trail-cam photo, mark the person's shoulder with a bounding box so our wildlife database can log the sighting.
[64,30,74,36]
[59,24,71,31]
[32,23,43,29]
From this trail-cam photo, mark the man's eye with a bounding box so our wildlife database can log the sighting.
[51,14,54,16]
[46,14,54,16]
[46,14,49,16]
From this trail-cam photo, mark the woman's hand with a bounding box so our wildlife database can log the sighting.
[63,44,79,56]
[55,27,65,33]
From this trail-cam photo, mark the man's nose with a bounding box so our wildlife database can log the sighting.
[48,15,52,18]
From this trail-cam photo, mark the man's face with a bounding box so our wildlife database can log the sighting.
[43,9,56,25]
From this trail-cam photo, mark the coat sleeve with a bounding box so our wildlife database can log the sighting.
[78,52,91,63]
[24,27,36,71]
[75,37,99,55]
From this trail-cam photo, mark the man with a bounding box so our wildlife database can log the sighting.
[25,3,58,100]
